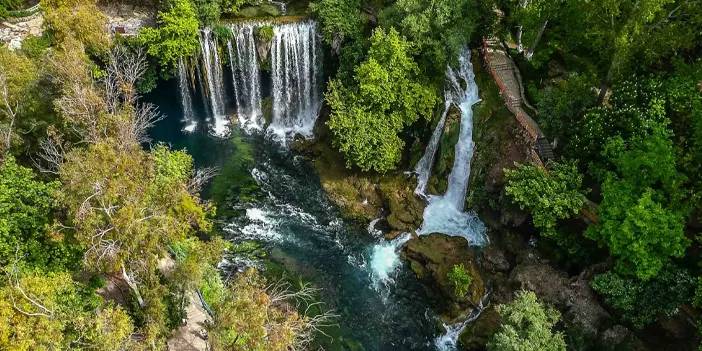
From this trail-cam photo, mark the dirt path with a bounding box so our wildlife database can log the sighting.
[0,12,43,49]
[167,291,210,351]
[481,38,544,141]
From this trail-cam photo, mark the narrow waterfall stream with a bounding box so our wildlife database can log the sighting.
[416,49,487,246]
[199,28,228,136]
[177,58,197,133]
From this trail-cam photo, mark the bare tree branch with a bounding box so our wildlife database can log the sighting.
[188,167,219,194]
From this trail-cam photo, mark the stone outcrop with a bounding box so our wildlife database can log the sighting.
[402,234,485,320]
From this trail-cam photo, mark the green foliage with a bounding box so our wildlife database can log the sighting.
[504,160,585,237]
[0,156,78,270]
[310,0,364,46]
[379,0,488,76]
[192,0,221,25]
[326,28,437,172]
[535,73,598,149]
[138,0,200,72]
[41,0,110,54]
[0,270,136,350]
[447,264,472,298]
[0,47,56,155]
[208,268,308,351]
[572,79,668,164]
[593,268,694,329]
[256,25,274,43]
[586,126,688,280]
[488,290,567,351]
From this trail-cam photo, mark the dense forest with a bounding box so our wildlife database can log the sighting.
[0,0,701,350]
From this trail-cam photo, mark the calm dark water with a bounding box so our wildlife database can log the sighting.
[147,79,441,350]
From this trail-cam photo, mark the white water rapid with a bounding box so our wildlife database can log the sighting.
[177,58,197,133]
[227,22,263,130]
[370,232,412,286]
[269,21,322,139]
[416,49,487,246]
[199,28,229,136]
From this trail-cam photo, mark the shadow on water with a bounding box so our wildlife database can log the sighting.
[147,78,442,350]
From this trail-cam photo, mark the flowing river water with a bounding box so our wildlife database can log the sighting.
[148,20,487,350]
[149,77,444,350]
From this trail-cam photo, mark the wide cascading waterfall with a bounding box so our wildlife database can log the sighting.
[269,21,321,139]
[199,28,229,136]
[416,49,487,246]
[227,22,263,130]
[177,58,197,133]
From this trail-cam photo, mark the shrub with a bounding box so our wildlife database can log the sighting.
[447,264,472,298]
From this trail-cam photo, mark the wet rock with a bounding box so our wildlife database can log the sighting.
[402,234,485,319]
[599,325,649,351]
[458,306,500,350]
[379,175,425,232]
[481,245,510,273]
[509,261,610,339]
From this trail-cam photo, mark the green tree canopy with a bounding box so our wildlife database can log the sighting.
[326,27,437,172]
[504,160,585,237]
[488,290,566,351]
[586,126,689,280]
[592,267,695,329]
[0,156,78,270]
[138,0,200,72]
[0,270,135,350]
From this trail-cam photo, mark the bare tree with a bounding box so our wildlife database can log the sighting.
[33,136,66,175]
[188,167,219,194]
[105,46,147,107]
[0,72,18,154]
[118,102,163,145]
[265,279,339,350]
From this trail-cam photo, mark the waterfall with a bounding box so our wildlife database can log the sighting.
[416,49,487,246]
[227,22,263,130]
[185,20,322,139]
[269,21,322,140]
[435,291,490,351]
[177,58,197,133]
[199,28,229,136]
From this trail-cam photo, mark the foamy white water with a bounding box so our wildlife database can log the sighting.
[370,233,411,285]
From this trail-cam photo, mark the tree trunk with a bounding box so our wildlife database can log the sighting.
[122,265,145,308]
[525,20,548,60]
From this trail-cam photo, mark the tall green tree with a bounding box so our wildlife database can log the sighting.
[0,270,135,351]
[326,28,437,172]
[379,0,489,76]
[592,267,695,329]
[586,126,688,280]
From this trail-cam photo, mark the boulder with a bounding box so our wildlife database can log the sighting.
[402,234,485,319]
[379,175,425,232]
[509,261,611,338]
[458,306,500,350]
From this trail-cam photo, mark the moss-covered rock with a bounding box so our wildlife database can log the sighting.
[379,175,425,231]
[402,234,485,320]
[427,105,461,195]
